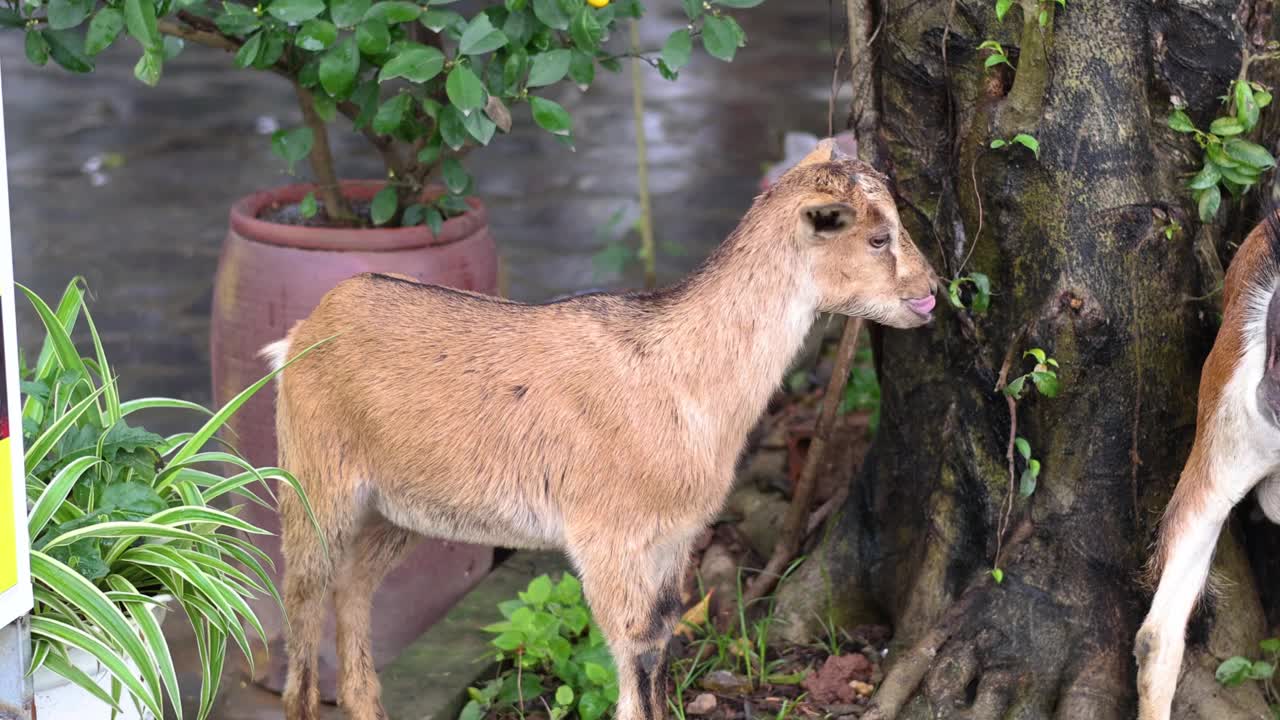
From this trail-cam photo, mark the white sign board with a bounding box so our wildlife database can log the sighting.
[0,59,34,627]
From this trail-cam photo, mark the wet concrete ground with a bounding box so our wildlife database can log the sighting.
[1,1,845,716]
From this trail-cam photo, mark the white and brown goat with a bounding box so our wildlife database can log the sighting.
[1136,209,1280,719]
[262,139,939,720]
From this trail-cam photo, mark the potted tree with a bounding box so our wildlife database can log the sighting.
[6,0,766,696]
[19,278,318,719]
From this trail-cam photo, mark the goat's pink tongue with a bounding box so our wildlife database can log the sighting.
[908,295,936,314]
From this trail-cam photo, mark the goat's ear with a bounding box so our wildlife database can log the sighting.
[794,138,837,168]
[802,202,856,238]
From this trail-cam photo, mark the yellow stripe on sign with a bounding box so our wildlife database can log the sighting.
[0,437,15,592]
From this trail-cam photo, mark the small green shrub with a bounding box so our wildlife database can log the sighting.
[462,573,619,720]
[1216,637,1280,718]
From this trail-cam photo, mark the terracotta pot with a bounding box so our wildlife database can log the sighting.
[210,181,497,699]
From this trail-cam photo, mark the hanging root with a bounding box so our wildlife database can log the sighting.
[743,318,864,606]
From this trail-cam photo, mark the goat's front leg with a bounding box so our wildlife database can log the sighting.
[1135,446,1245,720]
[571,535,691,720]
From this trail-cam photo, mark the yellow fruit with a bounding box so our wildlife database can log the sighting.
[587,0,609,7]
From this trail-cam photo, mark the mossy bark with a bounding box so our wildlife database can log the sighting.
[790,0,1280,716]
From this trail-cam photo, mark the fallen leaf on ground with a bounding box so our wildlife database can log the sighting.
[701,669,753,695]
[686,693,717,715]
[675,590,713,639]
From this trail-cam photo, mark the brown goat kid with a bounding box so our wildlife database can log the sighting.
[264,139,939,720]
[1136,208,1280,719]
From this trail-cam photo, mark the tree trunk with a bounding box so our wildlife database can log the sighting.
[779,0,1280,716]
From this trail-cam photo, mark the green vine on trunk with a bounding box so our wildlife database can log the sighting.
[1168,44,1280,223]
[991,347,1060,584]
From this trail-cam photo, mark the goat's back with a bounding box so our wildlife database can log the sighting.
[275,273,721,549]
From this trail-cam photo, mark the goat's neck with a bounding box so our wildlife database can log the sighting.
[652,233,819,458]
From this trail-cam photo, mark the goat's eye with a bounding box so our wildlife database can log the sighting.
[869,233,890,249]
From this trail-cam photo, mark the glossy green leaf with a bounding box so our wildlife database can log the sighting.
[701,14,737,61]
[1167,109,1196,133]
[378,44,444,83]
[85,9,125,55]
[363,1,420,23]
[438,105,469,149]
[529,95,571,135]
[1217,656,1255,687]
[568,49,594,86]
[1004,375,1026,399]
[123,0,160,49]
[1209,116,1245,136]
[328,0,370,27]
[48,0,93,30]
[296,19,336,50]
[441,157,469,194]
[1224,138,1276,169]
[528,49,571,87]
[1218,160,1261,185]
[460,109,497,144]
[371,186,397,225]
[1197,185,1221,223]
[1019,466,1037,497]
[356,19,390,55]
[134,47,163,86]
[459,13,507,55]
[319,37,359,97]
[42,29,95,72]
[570,6,602,51]
[1188,162,1221,190]
[268,0,325,23]
[662,28,691,71]
[25,29,50,66]
[532,0,570,29]
[1031,371,1059,397]
[372,93,411,135]
[1236,80,1260,131]
[995,0,1014,20]
[300,192,318,218]
[234,31,263,68]
[1014,436,1030,461]
[419,8,462,32]
[1011,133,1039,158]
[215,5,260,35]
[271,127,314,173]
[446,64,486,113]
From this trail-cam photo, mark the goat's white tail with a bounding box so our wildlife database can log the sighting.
[260,339,291,374]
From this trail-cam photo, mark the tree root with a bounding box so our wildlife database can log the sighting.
[864,589,983,720]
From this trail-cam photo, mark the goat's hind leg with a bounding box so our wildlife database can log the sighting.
[280,487,354,720]
[571,536,692,720]
[333,516,419,720]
